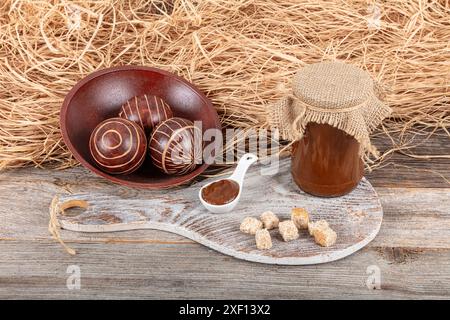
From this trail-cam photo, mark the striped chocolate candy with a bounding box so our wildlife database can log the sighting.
[149,117,203,175]
[118,94,173,133]
[89,118,147,175]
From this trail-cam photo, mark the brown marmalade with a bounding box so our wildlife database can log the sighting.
[201,179,240,205]
[291,122,364,197]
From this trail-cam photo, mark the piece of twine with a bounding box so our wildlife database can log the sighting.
[48,196,89,255]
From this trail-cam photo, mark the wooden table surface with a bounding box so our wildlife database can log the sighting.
[0,133,449,299]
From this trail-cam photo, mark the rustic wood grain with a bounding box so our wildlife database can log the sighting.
[367,131,450,188]
[1,241,450,299]
[0,131,448,298]
[0,166,449,248]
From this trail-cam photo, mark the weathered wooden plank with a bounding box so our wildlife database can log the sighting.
[366,157,450,188]
[0,165,189,243]
[0,240,449,299]
[0,129,449,192]
[0,131,448,298]
[374,187,450,249]
[367,130,450,187]
[0,167,449,249]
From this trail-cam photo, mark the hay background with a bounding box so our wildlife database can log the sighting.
[0,0,449,170]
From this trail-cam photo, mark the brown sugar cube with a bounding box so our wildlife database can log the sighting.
[240,217,263,235]
[260,211,279,230]
[278,220,299,242]
[308,219,329,236]
[313,226,337,247]
[255,229,272,250]
[291,207,309,229]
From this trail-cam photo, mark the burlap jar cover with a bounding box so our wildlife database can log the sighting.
[269,61,392,158]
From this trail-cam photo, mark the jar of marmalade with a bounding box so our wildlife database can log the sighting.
[291,123,363,197]
[268,61,391,197]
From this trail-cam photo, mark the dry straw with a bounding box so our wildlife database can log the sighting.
[0,0,449,170]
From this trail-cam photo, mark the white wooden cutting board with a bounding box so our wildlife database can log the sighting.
[57,159,383,265]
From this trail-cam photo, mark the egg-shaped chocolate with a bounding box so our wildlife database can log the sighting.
[149,117,203,175]
[118,94,173,133]
[89,118,147,175]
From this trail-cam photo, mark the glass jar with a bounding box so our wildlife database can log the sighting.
[291,122,363,197]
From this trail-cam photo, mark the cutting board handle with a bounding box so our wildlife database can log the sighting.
[229,153,258,185]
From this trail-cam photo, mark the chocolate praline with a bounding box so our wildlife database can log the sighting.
[118,94,173,133]
[89,117,147,175]
[149,117,203,175]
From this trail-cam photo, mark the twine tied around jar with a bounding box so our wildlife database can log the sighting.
[268,61,392,159]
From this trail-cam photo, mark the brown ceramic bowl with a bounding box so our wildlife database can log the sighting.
[60,65,221,189]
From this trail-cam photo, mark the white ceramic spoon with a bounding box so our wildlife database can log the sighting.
[199,153,258,214]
